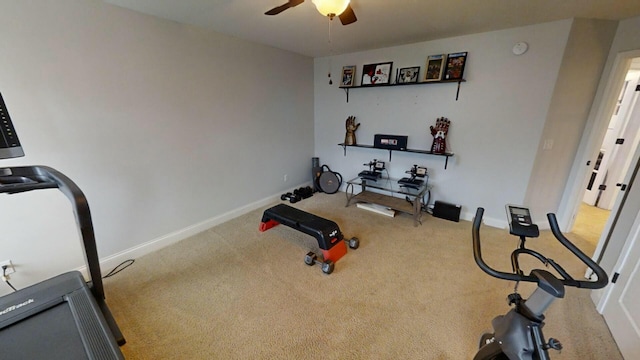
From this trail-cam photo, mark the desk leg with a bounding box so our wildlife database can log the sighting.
[345,182,354,207]
[413,195,423,227]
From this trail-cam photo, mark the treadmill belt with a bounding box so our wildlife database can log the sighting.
[2,302,89,359]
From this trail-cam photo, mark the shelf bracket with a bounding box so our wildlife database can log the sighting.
[456,81,461,101]
[445,155,449,169]
[388,150,392,162]
[343,88,350,103]
[341,144,347,156]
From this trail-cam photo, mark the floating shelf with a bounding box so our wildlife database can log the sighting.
[338,143,454,169]
[339,79,465,102]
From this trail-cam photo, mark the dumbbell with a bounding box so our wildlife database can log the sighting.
[280,192,300,203]
[304,252,335,274]
[294,186,314,199]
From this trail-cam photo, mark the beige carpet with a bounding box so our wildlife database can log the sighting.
[572,202,611,247]
[104,193,622,359]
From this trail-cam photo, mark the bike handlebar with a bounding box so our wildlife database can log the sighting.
[472,207,608,289]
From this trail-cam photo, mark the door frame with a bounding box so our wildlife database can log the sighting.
[558,49,640,233]
[556,50,640,310]
[559,49,640,233]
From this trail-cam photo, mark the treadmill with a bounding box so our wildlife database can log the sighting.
[0,93,125,359]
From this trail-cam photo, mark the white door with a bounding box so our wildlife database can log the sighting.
[602,210,640,359]
[582,147,607,205]
[599,74,640,209]
[583,80,627,205]
[584,73,640,206]
[592,120,640,359]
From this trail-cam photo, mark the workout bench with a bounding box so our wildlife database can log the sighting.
[259,204,359,274]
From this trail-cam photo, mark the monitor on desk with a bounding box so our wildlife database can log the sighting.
[0,92,25,159]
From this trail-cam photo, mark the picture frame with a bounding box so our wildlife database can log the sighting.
[361,62,393,86]
[397,66,420,84]
[340,65,356,87]
[424,54,445,82]
[444,52,468,81]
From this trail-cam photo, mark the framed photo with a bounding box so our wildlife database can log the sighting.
[361,62,393,86]
[340,65,356,87]
[444,52,468,81]
[424,54,445,82]
[397,66,420,84]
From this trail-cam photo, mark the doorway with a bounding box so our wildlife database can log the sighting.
[571,57,640,246]
[572,202,611,246]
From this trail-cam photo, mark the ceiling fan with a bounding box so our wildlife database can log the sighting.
[265,0,357,25]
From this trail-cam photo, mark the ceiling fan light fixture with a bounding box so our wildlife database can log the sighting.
[311,0,350,17]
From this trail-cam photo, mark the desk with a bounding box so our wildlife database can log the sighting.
[345,176,429,226]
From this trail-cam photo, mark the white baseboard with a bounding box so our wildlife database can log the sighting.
[77,183,311,279]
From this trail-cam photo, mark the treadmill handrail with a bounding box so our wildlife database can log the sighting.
[1,165,104,298]
[0,165,125,344]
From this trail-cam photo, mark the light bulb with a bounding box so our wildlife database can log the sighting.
[311,0,350,17]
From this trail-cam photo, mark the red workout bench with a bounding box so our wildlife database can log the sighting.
[259,204,359,274]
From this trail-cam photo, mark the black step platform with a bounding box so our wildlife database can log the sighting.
[259,204,358,273]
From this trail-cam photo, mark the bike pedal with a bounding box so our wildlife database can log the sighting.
[546,338,563,352]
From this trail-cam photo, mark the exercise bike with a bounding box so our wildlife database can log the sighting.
[472,206,609,360]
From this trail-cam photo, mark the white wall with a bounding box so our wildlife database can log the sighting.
[314,20,573,226]
[524,19,617,221]
[0,0,313,295]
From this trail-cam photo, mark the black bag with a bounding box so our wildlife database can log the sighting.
[315,165,342,194]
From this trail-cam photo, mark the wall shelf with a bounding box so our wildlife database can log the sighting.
[339,79,465,103]
[338,143,454,169]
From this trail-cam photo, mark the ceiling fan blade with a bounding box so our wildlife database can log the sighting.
[338,4,357,25]
[265,0,305,16]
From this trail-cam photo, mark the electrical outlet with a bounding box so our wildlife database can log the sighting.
[1,260,15,275]
[283,174,288,182]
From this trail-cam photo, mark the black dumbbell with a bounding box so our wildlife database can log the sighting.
[304,252,334,274]
[294,186,314,199]
[280,192,300,203]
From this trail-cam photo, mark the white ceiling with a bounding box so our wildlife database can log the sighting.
[103,0,640,58]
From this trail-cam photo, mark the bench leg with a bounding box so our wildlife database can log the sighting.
[321,241,348,263]
[259,219,279,232]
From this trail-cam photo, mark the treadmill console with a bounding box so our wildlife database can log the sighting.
[0,92,25,159]
[506,204,539,238]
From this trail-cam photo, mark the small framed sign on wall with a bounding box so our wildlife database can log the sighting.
[361,62,393,86]
[397,66,420,84]
[424,54,445,82]
[444,52,467,80]
[341,65,356,87]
